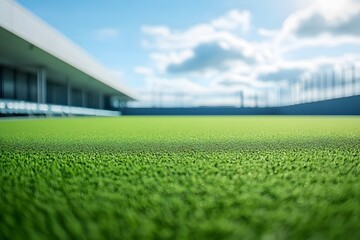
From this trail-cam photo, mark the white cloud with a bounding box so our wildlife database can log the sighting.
[166,42,257,74]
[281,35,360,54]
[94,27,119,41]
[141,10,253,52]
[257,28,279,37]
[211,10,251,32]
[141,16,263,74]
[280,0,360,39]
[142,24,216,50]
[135,4,360,107]
[256,0,360,62]
[256,55,360,84]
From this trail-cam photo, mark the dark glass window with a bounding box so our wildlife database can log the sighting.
[28,74,37,102]
[15,71,28,101]
[71,88,82,107]
[3,68,15,99]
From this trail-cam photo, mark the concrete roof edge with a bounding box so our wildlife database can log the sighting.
[0,0,137,101]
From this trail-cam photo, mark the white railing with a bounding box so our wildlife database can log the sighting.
[0,99,120,116]
[129,66,360,108]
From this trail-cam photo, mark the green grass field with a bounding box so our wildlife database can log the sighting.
[1,116,360,239]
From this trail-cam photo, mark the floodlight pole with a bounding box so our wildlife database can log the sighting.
[265,91,269,107]
[316,73,320,101]
[352,65,356,95]
[274,86,278,106]
[308,76,311,102]
[295,82,298,104]
[341,67,346,97]
[159,90,162,108]
[239,91,244,108]
[291,83,295,105]
[303,79,307,103]
[323,71,328,100]
[311,75,315,102]
[310,75,314,102]
[299,80,303,104]
[279,86,282,106]
[332,69,336,99]
[318,72,323,101]
[314,74,318,102]
[303,79,307,104]
[278,87,282,106]
[307,78,311,103]
[357,67,359,95]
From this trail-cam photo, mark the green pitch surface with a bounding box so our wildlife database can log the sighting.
[1,116,360,239]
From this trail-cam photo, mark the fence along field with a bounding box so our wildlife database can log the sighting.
[0,116,359,239]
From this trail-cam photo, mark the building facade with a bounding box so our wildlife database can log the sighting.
[0,0,136,116]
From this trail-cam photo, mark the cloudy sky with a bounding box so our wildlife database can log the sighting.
[17,0,360,107]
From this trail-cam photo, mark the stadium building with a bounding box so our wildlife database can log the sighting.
[0,0,136,116]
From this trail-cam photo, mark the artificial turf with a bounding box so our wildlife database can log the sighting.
[0,116,359,239]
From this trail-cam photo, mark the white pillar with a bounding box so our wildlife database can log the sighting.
[0,67,3,98]
[99,93,103,109]
[37,67,46,104]
[82,89,87,108]
[66,79,71,106]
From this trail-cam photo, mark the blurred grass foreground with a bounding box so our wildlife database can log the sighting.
[0,116,360,239]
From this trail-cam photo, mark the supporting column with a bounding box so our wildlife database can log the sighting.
[99,93,103,109]
[37,67,46,104]
[66,79,71,106]
[14,70,18,100]
[82,88,87,108]
[27,73,31,101]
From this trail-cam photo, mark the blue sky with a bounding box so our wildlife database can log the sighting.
[16,0,360,106]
